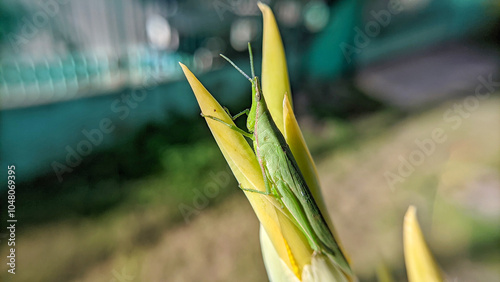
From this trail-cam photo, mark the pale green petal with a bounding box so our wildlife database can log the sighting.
[303,253,352,282]
[261,225,301,282]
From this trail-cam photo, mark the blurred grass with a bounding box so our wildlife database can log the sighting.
[0,95,499,281]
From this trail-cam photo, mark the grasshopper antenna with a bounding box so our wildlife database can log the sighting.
[248,42,255,78]
[220,54,251,82]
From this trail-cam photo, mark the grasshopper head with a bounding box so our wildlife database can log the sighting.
[246,76,260,132]
[220,43,263,134]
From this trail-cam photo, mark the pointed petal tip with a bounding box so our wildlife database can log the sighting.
[257,1,268,11]
[179,62,190,74]
[405,206,417,222]
[283,92,292,109]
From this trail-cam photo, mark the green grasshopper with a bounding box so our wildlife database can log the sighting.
[202,44,351,274]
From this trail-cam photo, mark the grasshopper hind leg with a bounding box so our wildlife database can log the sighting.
[238,183,285,211]
[201,113,253,139]
[237,183,270,195]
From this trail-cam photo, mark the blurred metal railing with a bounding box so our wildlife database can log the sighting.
[0,49,196,110]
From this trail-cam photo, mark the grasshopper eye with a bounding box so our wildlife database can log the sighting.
[255,85,261,100]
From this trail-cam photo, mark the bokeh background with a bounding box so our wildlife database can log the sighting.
[1,0,499,281]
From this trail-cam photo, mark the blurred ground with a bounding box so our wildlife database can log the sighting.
[318,96,500,281]
[1,95,499,281]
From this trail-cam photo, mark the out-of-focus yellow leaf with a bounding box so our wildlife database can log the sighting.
[376,262,394,282]
[404,206,443,282]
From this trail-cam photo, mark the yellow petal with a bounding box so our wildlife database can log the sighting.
[258,2,292,133]
[259,2,352,274]
[283,95,322,208]
[260,2,324,207]
[283,95,350,258]
[180,63,312,276]
[260,2,332,221]
[404,206,443,282]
